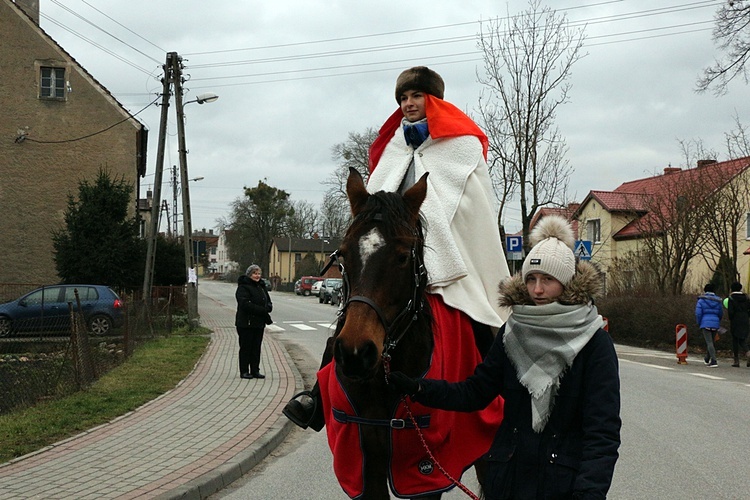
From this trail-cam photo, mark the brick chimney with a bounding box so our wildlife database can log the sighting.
[663,167,681,175]
[696,159,718,168]
[14,0,40,24]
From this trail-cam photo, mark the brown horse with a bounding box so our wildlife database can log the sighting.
[317,167,500,500]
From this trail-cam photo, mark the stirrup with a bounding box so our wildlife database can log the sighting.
[282,390,320,430]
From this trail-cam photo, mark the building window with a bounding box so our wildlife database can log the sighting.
[587,219,601,243]
[40,67,65,99]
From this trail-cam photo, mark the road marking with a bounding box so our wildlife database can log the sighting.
[620,359,674,370]
[617,351,675,360]
[689,373,725,380]
[289,323,317,331]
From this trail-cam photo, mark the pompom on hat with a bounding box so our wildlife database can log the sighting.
[522,215,577,286]
[394,66,445,103]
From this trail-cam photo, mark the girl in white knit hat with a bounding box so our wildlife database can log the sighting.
[389,215,621,499]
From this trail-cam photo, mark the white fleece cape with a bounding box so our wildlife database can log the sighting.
[367,129,510,328]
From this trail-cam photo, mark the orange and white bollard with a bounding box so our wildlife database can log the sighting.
[675,324,688,364]
[602,317,609,332]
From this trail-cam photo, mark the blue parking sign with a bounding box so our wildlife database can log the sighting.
[506,235,523,253]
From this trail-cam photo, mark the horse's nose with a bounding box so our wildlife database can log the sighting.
[334,337,379,379]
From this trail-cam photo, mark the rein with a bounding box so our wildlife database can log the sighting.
[323,216,480,499]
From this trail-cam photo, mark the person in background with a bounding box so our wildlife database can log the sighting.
[388,215,621,499]
[726,281,750,367]
[234,265,272,379]
[695,282,723,368]
[282,65,510,431]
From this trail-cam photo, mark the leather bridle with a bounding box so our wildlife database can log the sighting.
[320,224,427,359]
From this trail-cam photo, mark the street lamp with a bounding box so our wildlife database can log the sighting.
[175,77,218,328]
[189,93,219,105]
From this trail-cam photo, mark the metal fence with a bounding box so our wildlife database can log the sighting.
[0,284,191,415]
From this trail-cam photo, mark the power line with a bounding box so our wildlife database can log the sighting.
[24,96,159,144]
[77,0,166,54]
[180,0,631,57]
[184,0,719,71]
[40,13,154,76]
[48,0,162,64]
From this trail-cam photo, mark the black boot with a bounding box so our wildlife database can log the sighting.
[283,385,324,432]
[283,336,334,432]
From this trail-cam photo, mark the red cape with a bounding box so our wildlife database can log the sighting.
[318,295,503,498]
[367,94,489,173]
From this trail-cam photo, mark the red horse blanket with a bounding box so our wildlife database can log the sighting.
[318,294,504,498]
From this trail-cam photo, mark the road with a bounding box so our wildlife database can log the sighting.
[204,282,750,499]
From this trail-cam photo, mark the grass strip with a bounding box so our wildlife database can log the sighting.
[0,333,210,464]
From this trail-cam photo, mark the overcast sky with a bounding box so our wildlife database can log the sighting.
[37,0,749,233]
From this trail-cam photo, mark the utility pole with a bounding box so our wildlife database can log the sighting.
[172,165,178,236]
[142,52,175,304]
[160,199,171,233]
[172,54,199,326]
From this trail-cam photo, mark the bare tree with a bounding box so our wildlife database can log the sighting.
[700,168,750,289]
[697,1,750,95]
[724,112,750,157]
[319,192,351,239]
[476,0,584,251]
[287,200,319,238]
[324,128,377,204]
[675,132,750,291]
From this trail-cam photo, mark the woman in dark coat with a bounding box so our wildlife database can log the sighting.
[727,281,750,367]
[235,264,272,379]
[389,216,621,500]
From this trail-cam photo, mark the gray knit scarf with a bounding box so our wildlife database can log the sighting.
[503,302,603,433]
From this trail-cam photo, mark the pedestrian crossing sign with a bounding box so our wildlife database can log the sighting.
[574,240,592,260]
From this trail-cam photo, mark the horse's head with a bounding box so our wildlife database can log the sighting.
[333,167,428,380]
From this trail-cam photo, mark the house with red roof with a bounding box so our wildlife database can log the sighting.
[572,157,750,293]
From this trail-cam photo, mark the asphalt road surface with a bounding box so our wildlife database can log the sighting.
[205,283,750,499]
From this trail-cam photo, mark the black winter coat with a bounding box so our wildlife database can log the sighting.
[414,327,620,499]
[728,292,750,340]
[235,275,272,329]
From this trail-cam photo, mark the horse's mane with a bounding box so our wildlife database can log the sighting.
[347,190,424,248]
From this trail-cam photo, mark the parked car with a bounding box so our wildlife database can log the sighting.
[0,284,124,337]
[311,280,324,297]
[261,278,272,291]
[319,278,343,304]
[296,276,323,296]
[330,281,345,306]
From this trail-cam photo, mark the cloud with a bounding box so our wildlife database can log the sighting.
[40,0,750,232]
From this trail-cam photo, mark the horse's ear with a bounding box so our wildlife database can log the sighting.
[403,172,428,221]
[346,167,369,216]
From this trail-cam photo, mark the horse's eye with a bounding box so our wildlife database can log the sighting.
[396,252,409,266]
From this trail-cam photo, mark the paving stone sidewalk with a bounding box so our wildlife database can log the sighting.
[0,290,301,500]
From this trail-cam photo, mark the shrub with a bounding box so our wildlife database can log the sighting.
[598,294,732,354]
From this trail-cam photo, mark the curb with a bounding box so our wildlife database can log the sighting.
[157,332,306,499]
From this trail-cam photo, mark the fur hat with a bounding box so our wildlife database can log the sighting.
[522,215,576,286]
[394,66,445,102]
[246,264,261,275]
